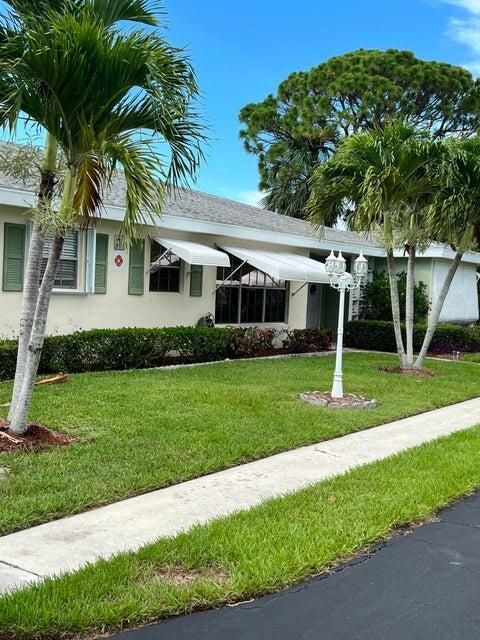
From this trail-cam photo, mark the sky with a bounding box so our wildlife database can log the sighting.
[162,0,480,205]
[5,0,480,206]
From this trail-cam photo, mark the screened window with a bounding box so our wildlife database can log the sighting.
[40,231,78,290]
[215,256,287,324]
[149,241,181,293]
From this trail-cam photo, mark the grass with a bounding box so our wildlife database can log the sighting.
[462,353,480,363]
[0,352,479,535]
[2,425,480,639]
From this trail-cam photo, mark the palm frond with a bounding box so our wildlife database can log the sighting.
[84,0,164,27]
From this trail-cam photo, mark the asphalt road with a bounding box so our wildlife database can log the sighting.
[108,492,480,640]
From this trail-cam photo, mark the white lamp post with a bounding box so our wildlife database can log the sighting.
[325,250,368,398]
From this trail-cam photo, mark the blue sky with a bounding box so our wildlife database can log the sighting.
[6,0,480,205]
[163,0,480,204]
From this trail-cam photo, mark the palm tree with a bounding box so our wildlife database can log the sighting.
[1,1,204,433]
[1,0,168,426]
[414,137,480,369]
[307,123,443,369]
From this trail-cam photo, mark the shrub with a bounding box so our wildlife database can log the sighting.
[228,327,276,358]
[0,326,283,381]
[284,328,333,353]
[344,320,480,354]
[360,271,429,322]
[0,340,17,381]
[40,327,234,374]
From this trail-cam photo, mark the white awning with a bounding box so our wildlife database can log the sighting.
[220,245,334,283]
[152,237,230,267]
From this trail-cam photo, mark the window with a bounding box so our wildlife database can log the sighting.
[149,241,181,292]
[40,231,78,290]
[215,256,287,324]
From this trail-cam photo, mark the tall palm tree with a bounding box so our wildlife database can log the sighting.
[0,0,168,424]
[1,1,205,433]
[414,137,480,369]
[307,123,444,369]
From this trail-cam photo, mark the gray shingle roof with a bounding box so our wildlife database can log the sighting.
[103,176,378,248]
[0,151,376,248]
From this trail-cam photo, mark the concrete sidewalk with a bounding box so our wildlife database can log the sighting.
[111,491,480,640]
[1,397,480,595]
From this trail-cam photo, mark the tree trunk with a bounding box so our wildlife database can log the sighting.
[8,134,57,422]
[405,245,416,366]
[8,169,75,436]
[386,250,407,367]
[414,251,463,370]
[8,223,45,421]
[9,236,65,434]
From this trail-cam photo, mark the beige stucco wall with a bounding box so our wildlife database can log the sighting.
[372,257,433,294]
[369,256,479,324]
[0,208,309,338]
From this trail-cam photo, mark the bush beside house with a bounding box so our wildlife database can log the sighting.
[345,320,480,354]
[283,328,333,353]
[359,271,429,323]
[0,326,333,381]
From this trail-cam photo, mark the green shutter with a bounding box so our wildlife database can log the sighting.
[128,240,145,295]
[190,264,203,297]
[3,223,26,292]
[94,234,108,294]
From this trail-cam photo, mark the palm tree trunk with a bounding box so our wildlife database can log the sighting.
[414,251,463,370]
[8,134,57,422]
[386,249,407,367]
[405,245,416,366]
[8,234,64,434]
[383,211,407,367]
[8,169,75,436]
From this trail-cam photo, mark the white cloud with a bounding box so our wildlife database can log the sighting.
[441,0,480,14]
[439,0,480,71]
[448,16,480,55]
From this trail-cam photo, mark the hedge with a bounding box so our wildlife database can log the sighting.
[344,320,480,354]
[283,328,333,353]
[0,326,333,382]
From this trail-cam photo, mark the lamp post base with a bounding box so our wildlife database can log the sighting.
[331,375,344,399]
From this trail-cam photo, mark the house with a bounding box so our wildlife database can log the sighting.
[0,173,478,338]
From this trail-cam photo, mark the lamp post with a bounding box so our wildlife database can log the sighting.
[325,250,368,398]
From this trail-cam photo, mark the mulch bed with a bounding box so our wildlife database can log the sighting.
[0,420,74,452]
[379,366,438,377]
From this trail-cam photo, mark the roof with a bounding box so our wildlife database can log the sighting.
[0,156,377,249]
[0,148,478,262]
[104,175,378,248]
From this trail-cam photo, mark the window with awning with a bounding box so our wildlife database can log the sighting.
[219,246,331,284]
[214,246,333,325]
[148,237,231,295]
[215,256,288,324]
[150,237,230,269]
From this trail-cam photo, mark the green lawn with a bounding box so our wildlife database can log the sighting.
[463,353,480,363]
[3,425,480,639]
[0,352,479,535]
